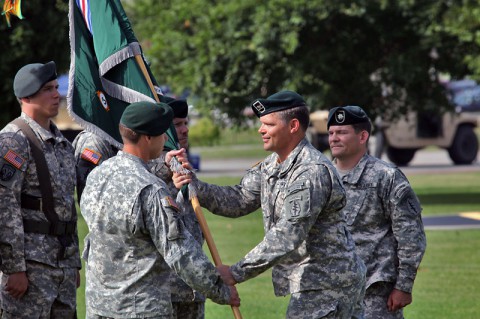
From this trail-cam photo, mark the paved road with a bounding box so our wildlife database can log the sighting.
[196,148,480,178]
[423,213,480,230]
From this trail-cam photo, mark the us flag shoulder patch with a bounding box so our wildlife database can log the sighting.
[81,148,102,165]
[3,149,25,169]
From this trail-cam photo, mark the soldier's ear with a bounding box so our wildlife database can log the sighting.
[290,118,300,133]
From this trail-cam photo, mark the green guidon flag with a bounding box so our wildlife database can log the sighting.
[67,0,178,150]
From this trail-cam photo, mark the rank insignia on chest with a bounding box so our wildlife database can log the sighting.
[3,149,25,169]
[81,148,102,165]
[161,196,179,212]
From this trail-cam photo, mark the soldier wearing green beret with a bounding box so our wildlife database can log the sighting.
[80,101,240,319]
[174,91,366,318]
[146,99,207,319]
[0,62,81,318]
[328,105,426,319]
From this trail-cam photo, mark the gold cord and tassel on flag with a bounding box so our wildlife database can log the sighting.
[2,0,23,27]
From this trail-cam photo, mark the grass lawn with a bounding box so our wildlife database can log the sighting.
[76,172,480,318]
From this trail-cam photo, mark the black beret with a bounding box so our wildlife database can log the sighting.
[327,105,370,129]
[158,94,175,104]
[167,99,188,118]
[120,101,173,136]
[14,61,57,98]
[251,90,306,117]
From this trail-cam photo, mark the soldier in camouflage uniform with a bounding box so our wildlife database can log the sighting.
[0,62,81,318]
[327,106,426,319]
[149,99,206,319]
[175,91,366,319]
[72,130,120,200]
[80,101,239,319]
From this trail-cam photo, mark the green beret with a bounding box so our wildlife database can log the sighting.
[327,105,370,129]
[251,90,306,117]
[120,101,173,136]
[14,61,57,98]
[168,99,188,118]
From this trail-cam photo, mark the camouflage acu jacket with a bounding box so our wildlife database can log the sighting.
[0,113,81,272]
[336,153,426,293]
[73,130,120,200]
[195,138,365,296]
[81,151,229,318]
[149,153,206,303]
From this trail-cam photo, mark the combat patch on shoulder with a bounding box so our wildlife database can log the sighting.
[0,164,16,181]
[81,148,102,165]
[285,181,311,222]
[3,149,25,169]
[161,196,180,212]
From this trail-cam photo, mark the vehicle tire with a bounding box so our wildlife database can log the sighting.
[386,146,416,166]
[448,125,479,165]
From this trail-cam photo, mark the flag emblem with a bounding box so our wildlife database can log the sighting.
[3,149,25,169]
[81,148,102,165]
[97,91,110,111]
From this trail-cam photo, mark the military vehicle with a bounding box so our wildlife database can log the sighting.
[308,80,480,166]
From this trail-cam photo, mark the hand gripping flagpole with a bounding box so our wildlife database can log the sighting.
[134,55,243,319]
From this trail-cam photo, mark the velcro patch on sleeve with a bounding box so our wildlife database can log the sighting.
[81,148,102,165]
[161,196,180,212]
[3,149,25,169]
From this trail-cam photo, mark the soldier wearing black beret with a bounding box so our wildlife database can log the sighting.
[327,105,426,318]
[174,90,366,318]
[0,61,82,318]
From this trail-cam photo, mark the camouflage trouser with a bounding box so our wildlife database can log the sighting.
[0,261,77,319]
[364,282,403,319]
[172,301,205,319]
[286,283,366,319]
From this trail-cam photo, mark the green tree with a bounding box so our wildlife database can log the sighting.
[127,0,480,123]
[0,0,69,128]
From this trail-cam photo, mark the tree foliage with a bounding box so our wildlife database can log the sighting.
[0,0,70,128]
[127,0,480,124]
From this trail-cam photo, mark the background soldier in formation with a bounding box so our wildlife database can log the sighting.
[0,62,81,318]
[80,101,239,319]
[72,130,120,201]
[327,106,426,318]
[174,91,366,318]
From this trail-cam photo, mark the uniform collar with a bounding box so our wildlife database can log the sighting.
[340,153,371,184]
[20,112,63,143]
[271,138,308,178]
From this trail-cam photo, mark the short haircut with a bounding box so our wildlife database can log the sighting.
[277,105,310,132]
[119,124,141,144]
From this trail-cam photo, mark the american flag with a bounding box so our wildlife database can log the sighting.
[76,0,92,35]
[4,149,24,169]
[81,148,101,165]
